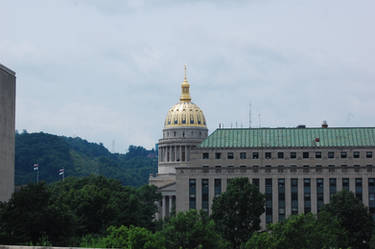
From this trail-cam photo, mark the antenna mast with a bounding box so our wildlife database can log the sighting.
[249,101,252,128]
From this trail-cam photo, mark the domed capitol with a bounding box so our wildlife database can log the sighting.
[150,66,375,228]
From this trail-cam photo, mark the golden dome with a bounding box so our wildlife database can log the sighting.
[164,66,207,128]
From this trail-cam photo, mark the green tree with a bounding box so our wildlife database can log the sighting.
[100,225,165,249]
[211,177,265,249]
[244,213,348,249]
[161,210,229,249]
[0,183,74,245]
[319,190,374,249]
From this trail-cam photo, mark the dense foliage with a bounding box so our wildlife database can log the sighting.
[0,176,161,245]
[211,177,265,249]
[15,131,157,186]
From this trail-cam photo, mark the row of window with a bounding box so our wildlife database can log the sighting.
[188,177,375,223]
[202,151,374,160]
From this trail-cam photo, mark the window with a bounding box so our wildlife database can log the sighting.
[290,152,297,159]
[227,166,234,173]
[341,152,347,158]
[202,153,209,159]
[252,152,259,159]
[240,165,247,173]
[367,151,373,158]
[303,152,309,159]
[316,178,324,212]
[278,179,286,221]
[316,165,322,172]
[265,152,272,159]
[369,179,375,219]
[252,178,259,189]
[354,165,360,172]
[265,165,271,173]
[278,152,284,159]
[214,179,222,197]
[291,178,298,214]
[227,152,234,159]
[329,178,337,200]
[342,178,349,191]
[174,131,177,136]
[367,165,373,172]
[202,166,209,173]
[304,178,311,213]
[202,179,209,212]
[328,152,335,158]
[328,165,335,172]
[215,153,221,159]
[240,152,246,159]
[353,151,360,158]
[303,165,310,173]
[356,178,363,201]
[341,164,348,172]
[253,165,259,173]
[265,179,273,224]
[215,166,221,173]
[189,179,196,209]
[315,152,322,158]
[278,165,284,173]
[290,165,297,173]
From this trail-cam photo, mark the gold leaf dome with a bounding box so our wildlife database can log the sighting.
[164,66,207,128]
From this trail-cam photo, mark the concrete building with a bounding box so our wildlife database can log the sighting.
[150,69,375,228]
[0,63,16,202]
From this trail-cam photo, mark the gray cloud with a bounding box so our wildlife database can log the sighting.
[1,0,374,152]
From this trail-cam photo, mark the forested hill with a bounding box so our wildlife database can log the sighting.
[15,132,157,186]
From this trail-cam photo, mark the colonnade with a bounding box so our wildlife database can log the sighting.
[159,145,191,163]
[158,195,176,219]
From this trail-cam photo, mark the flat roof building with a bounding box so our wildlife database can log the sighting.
[0,63,16,202]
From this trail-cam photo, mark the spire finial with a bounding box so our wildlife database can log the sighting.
[180,65,191,102]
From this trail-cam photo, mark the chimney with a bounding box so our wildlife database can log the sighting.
[322,120,328,128]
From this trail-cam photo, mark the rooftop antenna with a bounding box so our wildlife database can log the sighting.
[249,101,252,128]
[236,121,238,128]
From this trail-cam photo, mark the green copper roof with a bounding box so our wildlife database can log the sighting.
[198,127,375,148]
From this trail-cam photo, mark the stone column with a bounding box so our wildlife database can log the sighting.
[363,176,369,207]
[285,177,291,217]
[169,195,173,215]
[162,195,166,219]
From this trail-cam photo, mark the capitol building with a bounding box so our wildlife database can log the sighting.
[149,68,375,228]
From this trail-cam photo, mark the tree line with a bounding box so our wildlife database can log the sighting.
[15,131,157,186]
[1,176,375,249]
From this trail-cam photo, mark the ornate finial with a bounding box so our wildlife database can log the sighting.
[180,65,191,102]
[184,64,187,82]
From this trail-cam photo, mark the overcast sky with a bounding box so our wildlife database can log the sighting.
[1,0,374,152]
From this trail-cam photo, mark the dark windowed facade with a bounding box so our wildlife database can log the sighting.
[303,152,309,159]
[328,165,335,172]
[278,179,285,221]
[315,152,322,158]
[189,179,196,209]
[202,179,209,212]
[290,152,296,159]
[227,152,234,159]
[265,179,273,224]
[316,165,322,172]
[278,152,284,159]
[342,178,349,191]
[316,178,324,212]
[304,178,311,213]
[329,178,337,200]
[328,152,335,158]
[253,178,259,189]
[291,178,298,215]
[341,152,347,158]
[202,153,209,159]
[353,151,360,158]
[367,151,373,158]
[265,152,272,159]
[215,153,221,159]
[290,165,297,173]
[356,178,363,201]
[252,152,259,159]
[240,152,246,159]
[214,179,221,197]
[369,178,375,219]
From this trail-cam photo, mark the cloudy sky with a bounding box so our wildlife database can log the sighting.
[1,0,374,152]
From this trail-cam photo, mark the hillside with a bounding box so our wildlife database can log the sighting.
[15,131,157,186]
